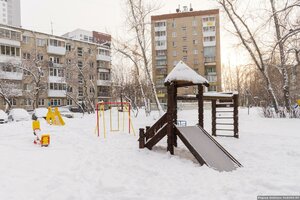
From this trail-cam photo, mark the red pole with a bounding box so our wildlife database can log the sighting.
[96,103,100,137]
[128,103,131,134]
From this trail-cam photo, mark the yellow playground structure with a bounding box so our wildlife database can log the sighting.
[96,102,135,138]
[32,119,50,147]
[46,107,65,126]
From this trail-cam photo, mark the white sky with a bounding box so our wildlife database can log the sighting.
[21,0,247,66]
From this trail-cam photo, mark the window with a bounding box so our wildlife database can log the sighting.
[173,60,178,66]
[78,87,83,97]
[77,47,83,57]
[154,21,166,27]
[156,50,167,56]
[50,57,60,64]
[36,38,45,46]
[24,99,32,106]
[88,48,92,54]
[182,56,187,62]
[155,41,165,47]
[66,44,71,51]
[67,99,72,106]
[155,31,166,37]
[99,72,110,80]
[203,26,216,32]
[78,61,83,70]
[182,46,187,53]
[172,41,176,47]
[50,99,62,106]
[23,84,32,91]
[7,98,17,106]
[49,83,66,90]
[181,26,187,31]
[37,54,43,61]
[67,86,73,93]
[194,59,199,65]
[49,68,64,77]
[22,52,30,60]
[193,49,198,55]
[204,36,216,42]
[22,36,29,44]
[204,46,216,58]
[182,37,187,42]
[49,39,65,47]
[171,20,176,28]
[89,61,94,68]
[38,99,45,106]
[78,74,83,84]
[193,39,198,45]
[173,50,177,57]
[193,30,197,36]
[192,19,197,27]
[202,16,215,22]
[172,32,176,37]
[208,85,217,92]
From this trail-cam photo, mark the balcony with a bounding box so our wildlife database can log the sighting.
[203,31,216,37]
[0,38,21,47]
[204,57,216,63]
[0,70,23,80]
[205,75,217,82]
[157,93,166,98]
[97,92,111,98]
[154,26,166,32]
[48,76,65,83]
[47,46,66,55]
[155,56,167,60]
[155,36,167,41]
[48,90,66,98]
[202,21,216,27]
[0,55,21,64]
[97,54,111,62]
[203,41,216,47]
[97,80,112,86]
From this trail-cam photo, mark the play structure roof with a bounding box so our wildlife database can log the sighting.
[164,61,209,86]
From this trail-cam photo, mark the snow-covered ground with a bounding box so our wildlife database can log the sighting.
[0,108,299,200]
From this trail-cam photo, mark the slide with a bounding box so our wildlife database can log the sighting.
[175,126,242,172]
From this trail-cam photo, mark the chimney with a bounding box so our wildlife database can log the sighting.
[190,3,193,11]
[183,6,188,12]
[176,5,180,13]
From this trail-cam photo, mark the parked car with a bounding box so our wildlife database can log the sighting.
[32,107,48,120]
[0,110,8,124]
[8,108,31,122]
[58,107,74,118]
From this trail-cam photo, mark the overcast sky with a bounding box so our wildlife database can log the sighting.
[21,0,247,66]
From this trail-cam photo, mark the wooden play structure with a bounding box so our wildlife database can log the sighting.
[46,107,65,126]
[96,102,135,138]
[139,61,242,171]
[178,92,239,138]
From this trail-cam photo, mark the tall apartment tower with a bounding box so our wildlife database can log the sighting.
[151,8,221,103]
[0,0,21,27]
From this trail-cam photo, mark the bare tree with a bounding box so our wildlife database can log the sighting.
[218,0,300,116]
[115,0,163,116]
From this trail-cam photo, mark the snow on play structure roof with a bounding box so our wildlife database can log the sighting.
[164,61,209,86]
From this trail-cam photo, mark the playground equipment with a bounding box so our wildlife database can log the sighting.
[138,61,242,171]
[32,119,50,147]
[178,92,239,138]
[46,107,65,126]
[96,102,135,138]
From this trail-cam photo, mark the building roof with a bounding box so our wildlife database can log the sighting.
[151,9,219,21]
[164,60,209,86]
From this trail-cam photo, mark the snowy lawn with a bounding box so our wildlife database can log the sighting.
[0,108,299,200]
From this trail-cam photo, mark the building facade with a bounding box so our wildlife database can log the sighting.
[0,24,112,110]
[0,0,21,27]
[151,8,221,102]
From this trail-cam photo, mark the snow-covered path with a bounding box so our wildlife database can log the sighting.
[0,108,299,200]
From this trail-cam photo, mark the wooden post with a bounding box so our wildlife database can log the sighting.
[174,85,178,147]
[167,84,175,155]
[212,100,217,136]
[233,94,239,138]
[139,128,145,148]
[145,126,150,141]
[198,85,204,128]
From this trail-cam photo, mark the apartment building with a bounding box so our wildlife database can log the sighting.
[151,7,221,102]
[0,24,112,110]
[0,0,21,27]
